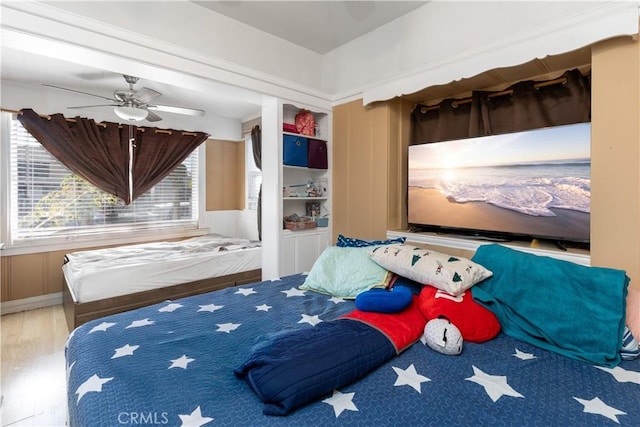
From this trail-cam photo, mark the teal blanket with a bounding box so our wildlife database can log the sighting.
[472,244,628,367]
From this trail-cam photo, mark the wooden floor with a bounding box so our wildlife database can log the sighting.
[1,305,69,426]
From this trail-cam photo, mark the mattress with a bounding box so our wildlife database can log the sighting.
[65,273,640,427]
[62,234,261,303]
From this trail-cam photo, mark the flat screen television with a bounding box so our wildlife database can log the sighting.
[408,122,591,246]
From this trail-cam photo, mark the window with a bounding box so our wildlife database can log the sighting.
[245,133,262,210]
[4,114,199,244]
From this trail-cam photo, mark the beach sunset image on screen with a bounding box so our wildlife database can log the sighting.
[408,122,591,243]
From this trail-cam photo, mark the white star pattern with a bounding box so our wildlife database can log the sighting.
[112,344,139,359]
[198,304,224,313]
[573,396,626,423]
[216,323,241,333]
[169,355,195,369]
[465,365,524,402]
[235,288,257,296]
[595,366,640,385]
[126,318,155,329]
[159,303,183,313]
[513,348,536,360]
[392,364,431,393]
[65,273,640,425]
[322,390,358,417]
[282,287,306,297]
[89,322,116,333]
[76,374,113,403]
[178,406,214,427]
[298,314,322,326]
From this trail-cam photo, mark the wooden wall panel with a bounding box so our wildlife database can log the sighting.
[205,139,244,211]
[332,99,408,242]
[591,37,640,290]
[45,250,68,295]
[1,256,9,301]
[6,254,45,300]
[332,103,350,243]
[332,100,398,242]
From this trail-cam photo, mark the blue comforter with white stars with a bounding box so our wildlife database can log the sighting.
[66,273,640,427]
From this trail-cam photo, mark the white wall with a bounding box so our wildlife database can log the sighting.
[40,0,325,92]
[11,2,636,109]
[200,210,259,241]
[323,1,639,104]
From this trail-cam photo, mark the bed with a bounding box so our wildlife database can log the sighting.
[65,243,640,427]
[62,234,262,331]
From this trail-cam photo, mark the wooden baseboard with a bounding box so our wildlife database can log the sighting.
[1,293,63,315]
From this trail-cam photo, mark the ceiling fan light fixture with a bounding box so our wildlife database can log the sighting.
[114,106,148,122]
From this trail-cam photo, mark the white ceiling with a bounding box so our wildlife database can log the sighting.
[0,1,427,136]
[194,1,428,54]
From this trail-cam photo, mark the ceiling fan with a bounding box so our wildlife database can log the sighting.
[44,74,205,122]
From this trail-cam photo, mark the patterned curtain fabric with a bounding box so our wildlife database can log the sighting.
[410,69,591,144]
[251,124,262,240]
[18,109,208,204]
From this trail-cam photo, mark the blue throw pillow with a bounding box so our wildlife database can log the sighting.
[336,234,406,248]
[355,285,413,313]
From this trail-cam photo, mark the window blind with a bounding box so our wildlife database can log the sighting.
[9,116,199,241]
[245,135,262,210]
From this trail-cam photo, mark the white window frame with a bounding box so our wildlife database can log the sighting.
[245,133,262,211]
[0,112,207,256]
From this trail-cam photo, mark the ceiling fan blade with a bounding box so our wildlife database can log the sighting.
[43,84,115,102]
[145,110,163,122]
[134,87,162,104]
[148,104,205,117]
[67,104,119,109]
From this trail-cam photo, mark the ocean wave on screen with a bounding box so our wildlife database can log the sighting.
[409,165,590,217]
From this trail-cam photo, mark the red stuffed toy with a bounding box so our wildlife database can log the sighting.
[418,285,500,343]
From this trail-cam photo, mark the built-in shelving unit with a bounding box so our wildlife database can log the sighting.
[260,99,332,280]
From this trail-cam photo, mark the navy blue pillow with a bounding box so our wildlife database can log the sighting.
[392,275,425,295]
[355,286,413,313]
[336,234,406,248]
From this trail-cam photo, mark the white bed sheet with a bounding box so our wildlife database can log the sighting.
[62,234,262,303]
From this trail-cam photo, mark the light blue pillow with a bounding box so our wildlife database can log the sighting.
[301,246,391,298]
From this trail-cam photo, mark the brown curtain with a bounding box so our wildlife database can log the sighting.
[18,109,208,204]
[410,69,591,144]
[251,125,262,240]
[479,68,591,135]
[411,92,484,144]
[130,127,208,200]
[18,109,130,201]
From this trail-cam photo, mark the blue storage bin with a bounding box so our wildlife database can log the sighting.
[283,135,308,167]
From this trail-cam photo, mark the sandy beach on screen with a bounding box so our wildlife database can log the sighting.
[408,187,590,242]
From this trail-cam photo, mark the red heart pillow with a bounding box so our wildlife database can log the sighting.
[418,285,500,343]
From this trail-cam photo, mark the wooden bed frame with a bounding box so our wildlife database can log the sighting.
[63,268,262,332]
